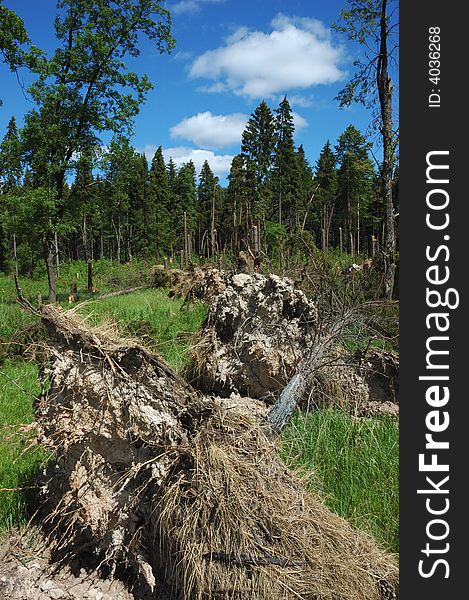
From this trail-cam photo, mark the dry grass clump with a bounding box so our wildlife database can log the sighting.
[153,411,399,600]
[151,265,226,304]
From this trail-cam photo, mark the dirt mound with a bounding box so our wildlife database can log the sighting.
[151,265,226,303]
[0,531,157,600]
[186,273,318,398]
[311,348,399,416]
[15,298,398,600]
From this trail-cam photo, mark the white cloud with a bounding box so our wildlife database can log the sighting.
[172,0,225,15]
[287,94,314,108]
[170,112,248,149]
[292,111,308,131]
[170,50,193,62]
[190,14,345,99]
[144,146,234,179]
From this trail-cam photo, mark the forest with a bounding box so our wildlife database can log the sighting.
[0,0,398,303]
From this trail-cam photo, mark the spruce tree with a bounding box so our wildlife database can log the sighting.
[225,154,246,254]
[128,152,148,257]
[295,145,315,231]
[315,141,338,248]
[0,116,23,270]
[272,97,301,229]
[148,146,171,257]
[174,161,197,257]
[335,125,375,255]
[197,160,219,257]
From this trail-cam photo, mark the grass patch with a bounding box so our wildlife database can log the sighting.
[76,288,207,372]
[0,360,49,531]
[281,409,399,555]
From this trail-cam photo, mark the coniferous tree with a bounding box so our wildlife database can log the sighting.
[127,152,148,257]
[334,0,398,296]
[335,125,375,255]
[0,116,23,270]
[315,141,338,248]
[225,154,247,254]
[174,161,197,257]
[295,145,315,232]
[241,100,275,223]
[148,146,171,257]
[197,160,219,257]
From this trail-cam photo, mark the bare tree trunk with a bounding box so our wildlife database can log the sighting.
[183,211,188,266]
[44,237,57,304]
[210,193,216,258]
[54,231,60,278]
[87,261,93,293]
[265,309,354,436]
[12,233,18,277]
[378,0,396,298]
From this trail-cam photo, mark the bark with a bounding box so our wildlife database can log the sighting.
[264,309,355,436]
[44,237,57,304]
[378,0,396,298]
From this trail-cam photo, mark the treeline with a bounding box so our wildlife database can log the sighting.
[0,97,396,276]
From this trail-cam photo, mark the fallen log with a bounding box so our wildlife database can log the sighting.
[17,295,399,600]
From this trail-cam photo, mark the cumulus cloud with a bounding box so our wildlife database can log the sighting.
[292,111,308,131]
[137,145,233,179]
[170,112,248,149]
[172,0,225,15]
[287,94,315,108]
[163,147,234,178]
[190,14,345,98]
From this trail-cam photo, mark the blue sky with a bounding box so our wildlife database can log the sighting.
[0,0,395,185]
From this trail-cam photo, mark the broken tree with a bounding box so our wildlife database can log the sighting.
[18,296,399,600]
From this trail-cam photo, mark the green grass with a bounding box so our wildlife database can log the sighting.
[282,409,399,555]
[0,360,49,531]
[76,289,207,372]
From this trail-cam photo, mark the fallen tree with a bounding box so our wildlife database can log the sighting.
[16,295,399,600]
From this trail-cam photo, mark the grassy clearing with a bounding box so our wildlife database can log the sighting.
[282,408,399,555]
[0,360,49,531]
[76,288,207,371]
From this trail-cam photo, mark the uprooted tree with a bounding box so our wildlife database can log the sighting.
[16,290,399,600]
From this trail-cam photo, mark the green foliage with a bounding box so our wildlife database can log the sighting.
[264,221,287,257]
[282,409,399,554]
[0,1,42,91]
[272,96,302,228]
[148,146,172,256]
[333,0,397,109]
[241,100,275,188]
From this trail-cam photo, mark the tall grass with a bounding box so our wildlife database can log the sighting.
[0,360,49,531]
[76,288,207,371]
[282,409,399,554]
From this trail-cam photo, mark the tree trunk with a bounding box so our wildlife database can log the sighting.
[265,309,354,436]
[44,237,57,304]
[378,0,396,298]
[12,233,18,277]
[87,260,93,293]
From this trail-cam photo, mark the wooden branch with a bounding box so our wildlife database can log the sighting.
[264,308,356,436]
[95,286,148,300]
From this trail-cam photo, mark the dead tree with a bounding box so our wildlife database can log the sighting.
[265,308,355,435]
